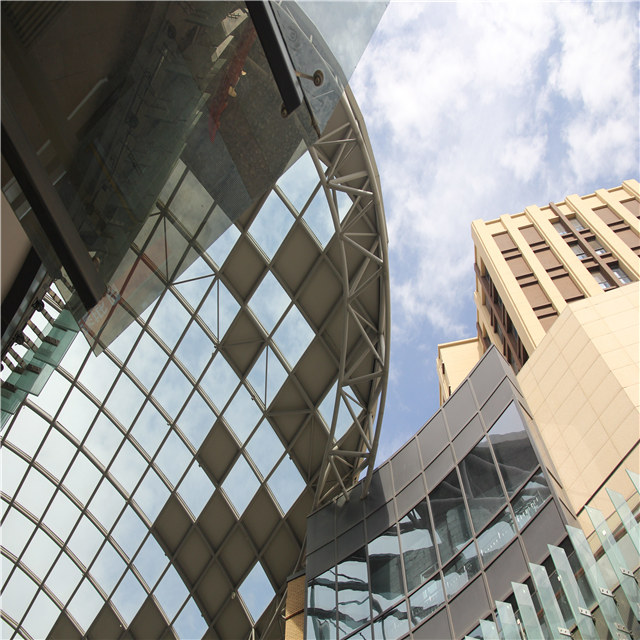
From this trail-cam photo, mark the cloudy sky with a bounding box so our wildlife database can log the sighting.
[349,1,639,461]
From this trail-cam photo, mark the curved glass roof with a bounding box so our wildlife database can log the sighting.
[1,88,388,639]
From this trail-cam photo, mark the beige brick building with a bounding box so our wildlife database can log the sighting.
[438,179,639,531]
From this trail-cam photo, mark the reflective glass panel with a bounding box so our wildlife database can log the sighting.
[459,437,505,533]
[430,470,471,565]
[369,526,403,613]
[372,601,409,640]
[443,543,479,598]
[409,576,444,627]
[337,548,370,638]
[511,471,550,530]
[307,568,337,640]
[398,501,437,591]
[487,403,538,496]
[477,508,515,565]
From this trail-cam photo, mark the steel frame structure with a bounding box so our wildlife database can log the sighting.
[0,87,389,640]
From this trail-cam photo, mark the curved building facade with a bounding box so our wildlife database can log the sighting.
[305,347,573,640]
[0,83,389,639]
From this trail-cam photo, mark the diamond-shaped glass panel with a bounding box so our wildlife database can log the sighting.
[155,431,192,486]
[35,428,76,481]
[22,590,59,640]
[178,390,214,449]
[154,564,189,620]
[173,253,216,307]
[2,507,35,558]
[273,305,315,368]
[7,406,49,458]
[224,455,260,516]
[91,541,127,595]
[207,221,240,268]
[249,191,295,260]
[134,535,167,591]
[112,569,147,625]
[246,346,288,407]
[1,448,28,496]
[106,374,144,429]
[178,462,214,518]
[249,271,289,333]
[223,384,262,444]
[154,360,191,419]
[15,467,56,521]
[58,387,98,441]
[174,596,209,639]
[3,567,38,622]
[246,420,285,479]
[176,320,213,379]
[130,401,166,458]
[43,490,80,542]
[303,189,334,248]
[110,439,148,495]
[239,561,275,624]
[85,413,123,469]
[23,528,59,580]
[200,352,238,411]
[319,381,352,440]
[88,478,125,530]
[126,331,167,390]
[68,515,103,567]
[149,292,190,350]
[79,350,119,401]
[269,455,305,515]
[277,150,319,212]
[46,551,83,605]
[64,452,101,505]
[112,506,147,560]
[68,578,104,631]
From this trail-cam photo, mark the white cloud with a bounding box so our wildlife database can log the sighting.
[352,1,639,346]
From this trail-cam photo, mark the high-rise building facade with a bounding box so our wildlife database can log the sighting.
[437,179,639,396]
[437,181,639,534]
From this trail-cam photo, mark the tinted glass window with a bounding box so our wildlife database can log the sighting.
[459,437,505,533]
[443,543,480,598]
[477,508,516,565]
[430,470,471,565]
[372,601,409,640]
[307,567,337,640]
[369,526,403,614]
[398,501,437,591]
[409,576,444,627]
[487,403,538,495]
[511,471,550,530]
[337,548,370,638]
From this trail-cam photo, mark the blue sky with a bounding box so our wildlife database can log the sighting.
[349,1,639,462]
